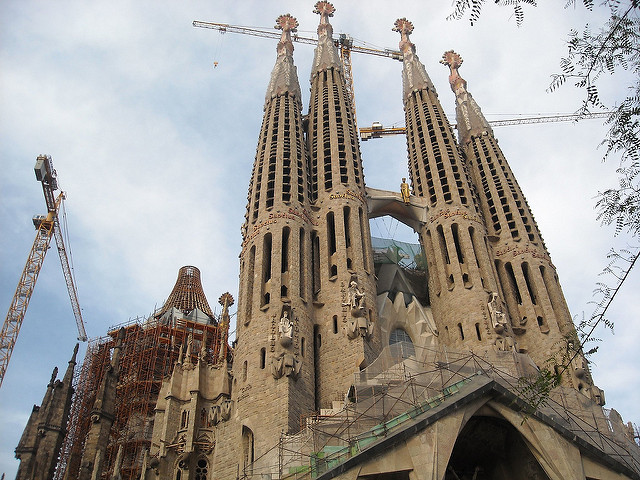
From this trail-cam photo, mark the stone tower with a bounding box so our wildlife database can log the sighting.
[306,1,380,410]
[15,344,78,480]
[440,50,596,395]
[234,12,316,474]
[394,19,518,353]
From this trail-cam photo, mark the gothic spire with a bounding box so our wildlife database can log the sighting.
[393,18,435,100]
[311,2,342,75]
[265,14,302,107]
[440,50,493,145]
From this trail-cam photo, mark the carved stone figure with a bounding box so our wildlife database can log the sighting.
[400,178,411,204]
[279,310,293,347]
[271,352,301,380]
[488,292,507,334]
[344,279,365,316]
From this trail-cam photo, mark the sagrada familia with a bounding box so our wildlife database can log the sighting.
[13,2,640,480]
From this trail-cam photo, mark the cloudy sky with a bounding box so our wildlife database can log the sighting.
[1,1,638,476]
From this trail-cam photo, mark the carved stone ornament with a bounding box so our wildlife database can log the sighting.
[343,276,373,340]
[271,352,301,380]
[487,292,507,334]
[278,310,294,347]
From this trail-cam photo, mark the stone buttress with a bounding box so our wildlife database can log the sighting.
[395,19,517,353]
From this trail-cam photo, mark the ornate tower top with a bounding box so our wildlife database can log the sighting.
[440,50,467,94]
[440,50,493,144]
[311,1,341,74]
[393,18,414,53]
[156,266,214,318]
[265,14,302,106]
[393,18,434,99]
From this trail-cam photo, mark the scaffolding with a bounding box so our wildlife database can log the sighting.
[55,313,231,480]
[243,343,640,479]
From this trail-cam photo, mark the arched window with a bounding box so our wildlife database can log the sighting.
[389,328,415,358]
[242,426,254,475]
[195,458,209,480]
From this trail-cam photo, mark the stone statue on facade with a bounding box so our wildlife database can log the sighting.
[400,178,411,204]
[279,310,293,347]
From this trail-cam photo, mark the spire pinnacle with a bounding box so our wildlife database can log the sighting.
[440,50,493,144]
[393,18,435,99]
[275,14,298,57]
[440,50,467,94]
[311,1,341,74]
[393,18,414,55]
[265,14,302,106]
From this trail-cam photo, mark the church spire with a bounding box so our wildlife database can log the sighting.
[393,18,435,100]
[264,14,302,107]
[440,50,493,145]
[311,1,342,74]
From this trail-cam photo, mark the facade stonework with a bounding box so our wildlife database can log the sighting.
[17,3,639,480]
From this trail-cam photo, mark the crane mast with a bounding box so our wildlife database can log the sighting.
[0,155,87,389]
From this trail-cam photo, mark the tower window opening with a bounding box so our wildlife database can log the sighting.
[301,337,305,357]
[343,206,352,248]
[333,315,338,334]
[281,285,288,297]
[327,212,337,255]
[263,234,272,282]
[242,360,248,382]
[242,426,254,476]
[358,208,369,271]
[436,225,450,265]
[505,262,522,304]
[181,410,189,429]
[457,323,465,340]
[475,323,482,340]
[281,227,290,273]
[522,262,537,305]
[299,228,306,299]
[260,348,266,369]
[451,224,464,264]
[195,459,208,480]
[311,232,321,296]
[330,265,338,277]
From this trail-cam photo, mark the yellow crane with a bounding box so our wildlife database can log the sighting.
[0,155,87,389]
[360,112,614,140]
[192,20,402,127]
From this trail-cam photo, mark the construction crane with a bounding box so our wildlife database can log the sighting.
[193,20,402,126]
[360,111,613,140]
[0,155,87,389]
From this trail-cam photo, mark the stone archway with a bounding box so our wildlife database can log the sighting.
[445,416,550,480]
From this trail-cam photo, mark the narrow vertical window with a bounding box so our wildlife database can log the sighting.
[327,212,337,255]
[333,315,338,334]
[281,227,290,273]
[260,348,266,369]
[457,323,465,340]
[475,323,481,340]
[299,228,306,298]
[343,206,352,248]
[311,231,321,296]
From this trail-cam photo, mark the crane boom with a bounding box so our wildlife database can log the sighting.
[193,20,402,127]
[0,155,87,389]
[360,112,613,140]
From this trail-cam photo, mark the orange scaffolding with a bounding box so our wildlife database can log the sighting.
[56,314,231,480]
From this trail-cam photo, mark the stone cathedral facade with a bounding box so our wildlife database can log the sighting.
[16,2,640,480]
